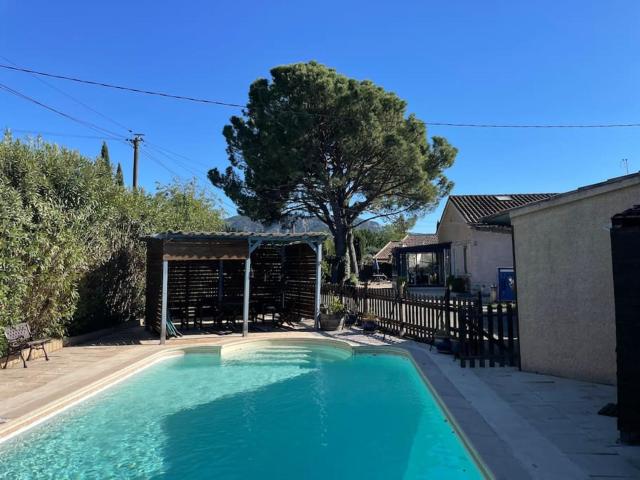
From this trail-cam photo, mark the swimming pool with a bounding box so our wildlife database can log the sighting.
[0,341,486,479]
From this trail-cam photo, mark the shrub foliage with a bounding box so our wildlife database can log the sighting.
[0,134,224,353]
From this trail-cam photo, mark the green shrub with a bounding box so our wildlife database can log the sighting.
[0,134,224,352]
[322,299,345,315]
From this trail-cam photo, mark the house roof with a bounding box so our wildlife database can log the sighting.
[373,233,438,261]
[484,172,640,226]
[449,194,557,225]
[373,240,401,261]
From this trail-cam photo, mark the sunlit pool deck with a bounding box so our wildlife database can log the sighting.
[1,324,639,479]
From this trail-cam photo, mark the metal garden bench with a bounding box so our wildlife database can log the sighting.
[2,323,50,368]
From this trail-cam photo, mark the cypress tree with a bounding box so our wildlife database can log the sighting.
[99,141,111,170]
[115,162,125,187]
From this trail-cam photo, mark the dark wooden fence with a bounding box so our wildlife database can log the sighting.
[322,284,519,368]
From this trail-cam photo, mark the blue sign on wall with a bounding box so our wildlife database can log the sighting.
[498,268,515,302]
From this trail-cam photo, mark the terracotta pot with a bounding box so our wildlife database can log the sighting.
[362,318,377,333]
[319,313,345,331]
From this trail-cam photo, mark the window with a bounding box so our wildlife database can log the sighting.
[495,195,513,201]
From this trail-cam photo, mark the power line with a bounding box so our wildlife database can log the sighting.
[0,63,244,109]
[6,129,117,140]
[2,63,640,129]
[144,142,207,176]
[140,149,182,178]
[0,82,124,141]
[145,140,211,169]
[143,143,237,212]
[0,56,133,134]
[0,79,231,207]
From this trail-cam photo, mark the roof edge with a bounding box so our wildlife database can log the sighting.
[141,231,329,242]
[482,172,640,225]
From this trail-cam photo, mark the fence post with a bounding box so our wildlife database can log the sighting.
[497,303,505,367]
[507,303,515,367]
[444,287,451,334]
[488,304,495,367]
[398,292,405,337]
[459,307,467,368]
[364,281,369,315]
[476,291,484,367]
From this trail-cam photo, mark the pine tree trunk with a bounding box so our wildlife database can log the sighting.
[331,224,350,284]
[348,230,359,278]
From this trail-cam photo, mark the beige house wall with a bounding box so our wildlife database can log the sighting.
[438,201,515,294]
[512,179,640,384]
[468,228,514,292]
[437,202,471,278]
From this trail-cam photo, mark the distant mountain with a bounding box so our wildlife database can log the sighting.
[225,215,382,233]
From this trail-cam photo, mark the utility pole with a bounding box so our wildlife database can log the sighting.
[128,133,144,190]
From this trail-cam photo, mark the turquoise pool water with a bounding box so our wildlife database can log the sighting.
[0,344,484,479]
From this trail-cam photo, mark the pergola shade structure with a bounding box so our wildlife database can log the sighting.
[393,242,452,287]
[143,232,327,344]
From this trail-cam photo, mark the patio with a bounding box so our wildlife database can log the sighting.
[1,323,638,479]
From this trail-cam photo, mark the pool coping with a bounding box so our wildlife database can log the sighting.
[0,336,497,478]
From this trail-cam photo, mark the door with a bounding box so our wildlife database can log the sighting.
[498,268,515,301]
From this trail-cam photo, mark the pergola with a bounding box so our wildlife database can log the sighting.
[393,242,452,287]
[143,231,328,344]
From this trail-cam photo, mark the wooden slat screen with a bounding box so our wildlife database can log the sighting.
[144,240,318,331]
[283,243,316,318]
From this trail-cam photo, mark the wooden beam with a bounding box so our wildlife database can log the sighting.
[163,240,249,261]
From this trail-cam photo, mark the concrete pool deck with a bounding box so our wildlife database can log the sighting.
[1,325,639,479]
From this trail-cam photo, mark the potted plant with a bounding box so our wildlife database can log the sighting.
[361,311,378,333]
[344,309,358,328]
[434,325,453,353]
[319,299,346,331]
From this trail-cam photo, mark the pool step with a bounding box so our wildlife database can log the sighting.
[225,345,351,363]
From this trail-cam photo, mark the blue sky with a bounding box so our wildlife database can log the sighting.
[1,1,639,231]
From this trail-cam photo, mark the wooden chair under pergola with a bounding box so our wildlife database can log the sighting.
[142,231,327,344]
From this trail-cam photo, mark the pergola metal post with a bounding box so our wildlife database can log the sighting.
[160,259,168,345]
[242,257,251,337]
[314,241,323,329]
[243,239,262,337]
[218,259,224,304]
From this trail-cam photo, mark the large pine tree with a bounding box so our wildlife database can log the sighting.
[210,61,457,283]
